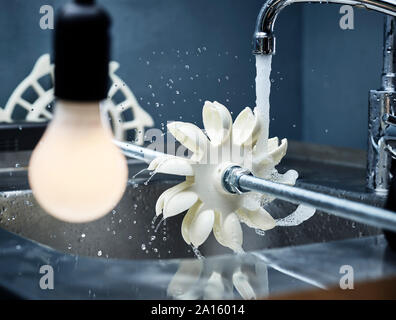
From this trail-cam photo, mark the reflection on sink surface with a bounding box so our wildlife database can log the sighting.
[0,226,394,299]
[0,141,382,260]
[0,225,322,299]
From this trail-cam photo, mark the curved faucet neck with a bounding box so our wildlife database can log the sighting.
[253,0,396,54]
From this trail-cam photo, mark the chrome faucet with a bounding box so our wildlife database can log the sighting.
[253,0,396,195]
[368,17,396,195]
[253,0,396,55]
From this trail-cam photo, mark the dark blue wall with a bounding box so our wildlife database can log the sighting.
[301,5,384,149]
[0,1,388,150]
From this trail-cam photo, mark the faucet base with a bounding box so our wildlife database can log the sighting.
[367,90,396,194]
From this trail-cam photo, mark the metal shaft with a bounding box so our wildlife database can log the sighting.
[224,167,396,232]
[116,141,396,232]
[114,140,164,164]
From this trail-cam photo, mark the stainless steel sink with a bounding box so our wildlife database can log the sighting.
[0,141,382,260]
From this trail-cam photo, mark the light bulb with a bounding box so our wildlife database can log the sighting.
[28,100,128,223]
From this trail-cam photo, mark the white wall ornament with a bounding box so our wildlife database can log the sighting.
[0,54,154,145]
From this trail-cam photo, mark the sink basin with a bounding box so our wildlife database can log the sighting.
[0,141,382,260]
[1,141,392,299]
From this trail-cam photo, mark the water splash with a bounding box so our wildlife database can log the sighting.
[191,245,205,260]
[255,229,266,236]
[276,205,316,227]
[151,214,159,226]
[154,217,165,233]
[132,168,149,179]
[144,171,157,186]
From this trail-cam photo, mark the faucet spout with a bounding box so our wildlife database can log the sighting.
[253,0,396,54]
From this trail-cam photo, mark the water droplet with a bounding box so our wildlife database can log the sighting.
[191,245,204,259]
